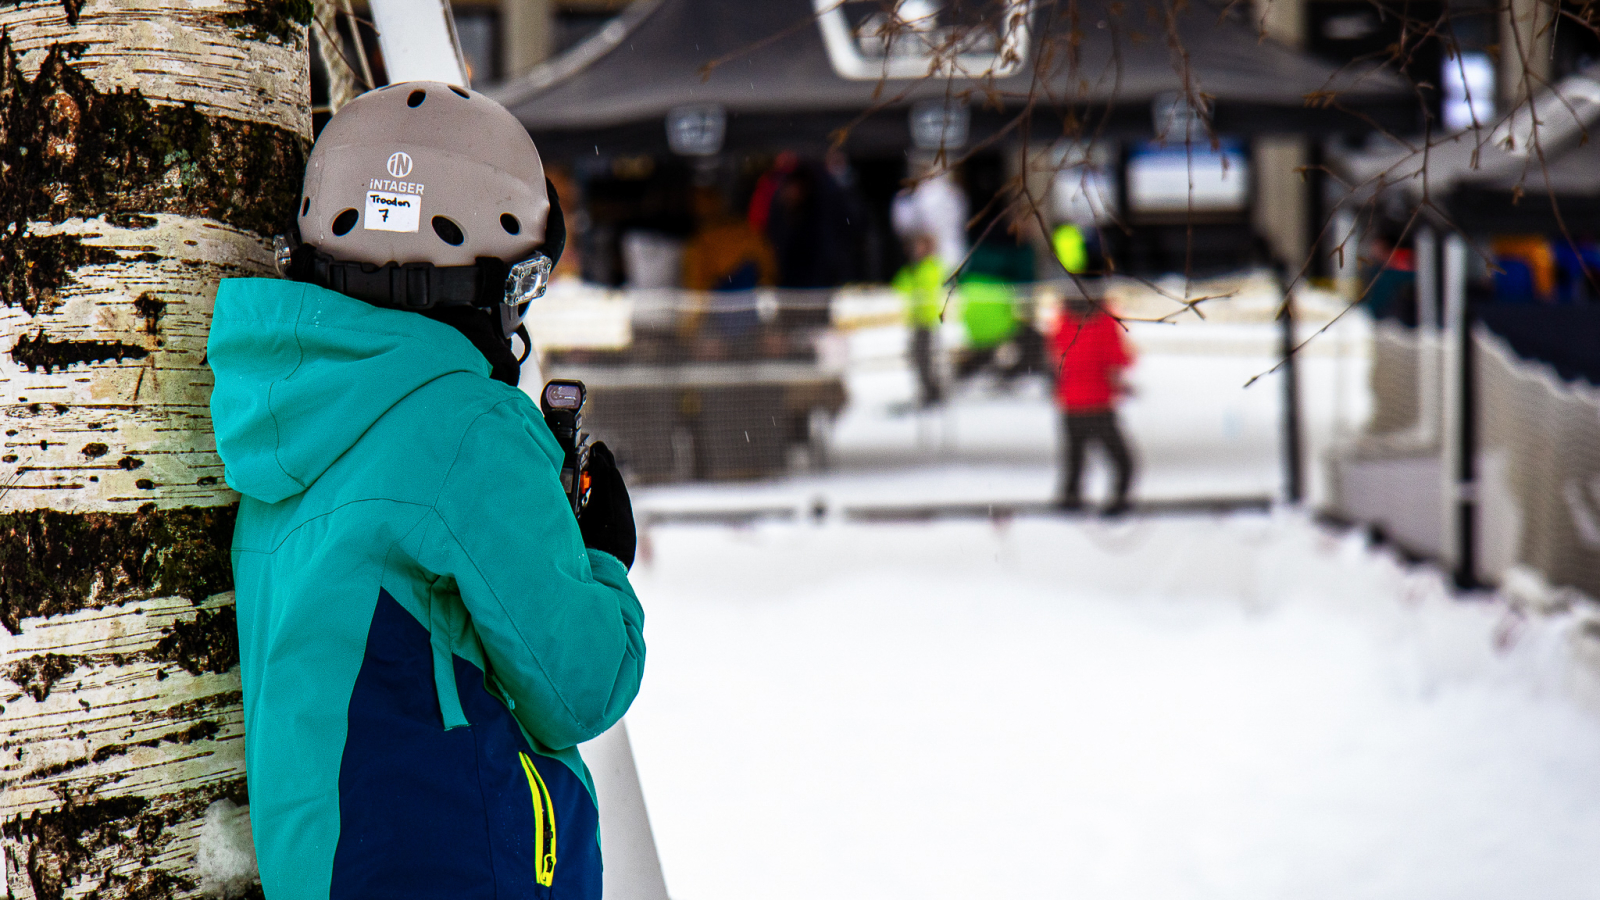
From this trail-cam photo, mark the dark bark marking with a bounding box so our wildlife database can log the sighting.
[115,456,143,470]
[0,232,120,316]
[131,291,164,334]
[0,505,236,635]
[221,0,313,45]
[80,443,108,458]
[148,606,238,676]
[0,0,84,27]
[137,689,243,724]
[105,213,155,230]
[87,718,223,766]
[4,652,80,702]
[3,794,153,900]
[18,753,93,782]
[10,329,149,373]
[0,36,310,310]
[1,775,247,900]
[7,642,246,707]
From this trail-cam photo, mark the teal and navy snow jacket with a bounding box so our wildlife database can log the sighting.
[208,277,645,900]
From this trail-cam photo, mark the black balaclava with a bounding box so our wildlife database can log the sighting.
[422,305,521,386]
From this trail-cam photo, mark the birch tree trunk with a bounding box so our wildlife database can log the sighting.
[0,1,310,897]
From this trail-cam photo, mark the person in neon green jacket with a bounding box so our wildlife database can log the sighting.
[1052,222,1090,275]
[893,232,948,406]
[952,234,1033,384]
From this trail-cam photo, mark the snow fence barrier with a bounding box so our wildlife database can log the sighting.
[1330,318,1600,604]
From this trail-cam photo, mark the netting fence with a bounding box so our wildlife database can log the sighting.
[1329,317,1600,602]
[522,273,1371,517]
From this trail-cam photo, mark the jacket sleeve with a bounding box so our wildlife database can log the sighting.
[420,396,645,750]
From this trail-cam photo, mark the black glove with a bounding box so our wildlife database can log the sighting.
[578,442,636,570]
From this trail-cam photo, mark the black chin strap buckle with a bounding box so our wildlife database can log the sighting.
[394,263,434,309]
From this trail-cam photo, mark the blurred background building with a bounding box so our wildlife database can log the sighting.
[315,0,1600,611]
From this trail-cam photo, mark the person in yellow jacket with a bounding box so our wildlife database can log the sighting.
[893,231,948,407]
[1052,222,1091,275]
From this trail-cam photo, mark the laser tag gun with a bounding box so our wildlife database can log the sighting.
[541,379,592,517]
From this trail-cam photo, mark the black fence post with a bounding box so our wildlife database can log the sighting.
[1279,269,1304,505]
[1455,294,1478,589]
[1442,233,1477,590]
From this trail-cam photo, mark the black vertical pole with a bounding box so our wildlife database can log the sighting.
[1279,270,1304,505]
[1113,143,1133,273]
[1442,233,1476,590]
[1305,140,1327,279]
[1455,296,1477,588]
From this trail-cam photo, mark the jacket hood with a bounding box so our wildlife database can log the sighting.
[209,278,490,504]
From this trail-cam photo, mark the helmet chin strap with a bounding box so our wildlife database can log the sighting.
[515,323,534,365]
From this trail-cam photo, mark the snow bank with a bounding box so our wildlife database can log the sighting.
[624,512,1600,900]
[195,799,259,897]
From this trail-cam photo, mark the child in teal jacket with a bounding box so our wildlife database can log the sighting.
[209,276,643,899]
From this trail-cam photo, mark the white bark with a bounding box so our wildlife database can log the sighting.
[0,216,270,514]
[0,1,308,897]
[3,0,308,134]
[2,591,245,840]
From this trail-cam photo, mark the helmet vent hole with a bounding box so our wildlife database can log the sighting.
[331,208,359,236]
[300,198,310,216]
[450,86,469,98]
[432,216,465,246]
[407,90,426,108]
[500,213,521,235]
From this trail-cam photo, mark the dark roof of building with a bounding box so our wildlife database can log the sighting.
[491,0,1416,156]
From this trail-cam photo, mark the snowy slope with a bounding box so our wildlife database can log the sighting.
[622,512,1600,900]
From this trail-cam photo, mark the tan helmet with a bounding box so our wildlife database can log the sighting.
[299,81,551,267]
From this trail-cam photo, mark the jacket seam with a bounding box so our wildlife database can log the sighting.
[428,397,521,508]
[265,283,310,493]
[467,716,502,896]
[428,507,591,732]
[428,398,592,731]
[252,369,505,510]
[231,497,432,556]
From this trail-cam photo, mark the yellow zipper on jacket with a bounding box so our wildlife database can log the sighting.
[519,752,558,887]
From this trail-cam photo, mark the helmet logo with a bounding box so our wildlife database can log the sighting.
[387,152,413,178]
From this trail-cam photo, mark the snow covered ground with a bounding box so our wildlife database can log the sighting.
[622,512,1600,900]
[602,295,1600,897]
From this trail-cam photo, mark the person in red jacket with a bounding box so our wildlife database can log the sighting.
[1051,296,1137,513]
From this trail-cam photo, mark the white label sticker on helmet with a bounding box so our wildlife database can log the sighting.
[363,190,420,233]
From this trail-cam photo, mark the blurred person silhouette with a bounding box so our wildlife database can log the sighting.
[1051,294,1136,514]
[1359,229,1418,323]
[747,151,798,235]
[682,185,777,357]
[891,157,967,269]
[754,152,870,288]
[893,229,948,407]
[1052,220,1101,277]
[955,205,1041,385]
